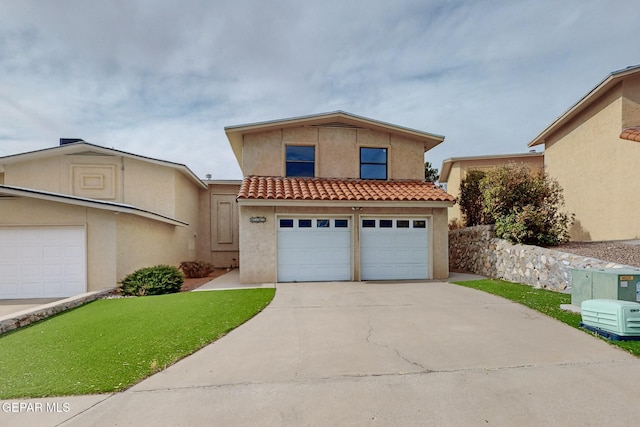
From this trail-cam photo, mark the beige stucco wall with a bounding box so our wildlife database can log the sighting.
[238,205,277,284]
[238,203,450,284]
[241,125,426,180]
[445,163,463,224]
[431,207,449,279]
[0,197,117,292]
[622,74,640,128]
[544,82,640,240]
[115,213,195,282]
[1,152,201,221]
[121,157,178,218]
[445,156,544,225]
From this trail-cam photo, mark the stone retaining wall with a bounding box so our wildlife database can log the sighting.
[0,288,116,335]
[449,225,635,292]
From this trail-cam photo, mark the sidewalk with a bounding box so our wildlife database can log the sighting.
[192,269,275,291]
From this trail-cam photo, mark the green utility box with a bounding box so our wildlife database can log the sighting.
[571,268,640,306]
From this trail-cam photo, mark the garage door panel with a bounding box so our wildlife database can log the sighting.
[22,282,45,297]
[20,246,41,258]
[0,226,87,299]
[0,246,14,258]
[361,218,428,281]
[0,284,19,298]
[43,264,64,276]
[278,218,351,282]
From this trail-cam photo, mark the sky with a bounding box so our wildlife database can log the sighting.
[0,0,637,181]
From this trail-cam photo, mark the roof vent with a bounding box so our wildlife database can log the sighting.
[60,138,84,146]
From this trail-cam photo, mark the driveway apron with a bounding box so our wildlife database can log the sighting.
[3,281,640,426]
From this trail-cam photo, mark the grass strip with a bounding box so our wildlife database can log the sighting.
[452,279,640,357]
[0,289,274,399]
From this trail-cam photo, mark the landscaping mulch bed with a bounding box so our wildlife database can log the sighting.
[551,241,640,268]
[180,268,231,292]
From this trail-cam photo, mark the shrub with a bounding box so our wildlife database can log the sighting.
[180,260,216,278]
[458,169,489,227]
[119,265,184,296]
[480,163,573,246]
[448,218,464,230]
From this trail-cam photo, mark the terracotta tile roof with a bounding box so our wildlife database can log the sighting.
[238,176,455,202]
[620,127,640,142]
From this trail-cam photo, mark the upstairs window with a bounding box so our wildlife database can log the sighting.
[286,145,315,177]
[360,147,387,180]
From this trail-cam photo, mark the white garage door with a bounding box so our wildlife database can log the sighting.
[0,226,87,299]
[360,218,429,280]
[277,218,351,282]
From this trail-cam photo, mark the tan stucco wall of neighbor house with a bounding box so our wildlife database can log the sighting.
[242,125,426,180]
[543,83,640,241]
[0,197,118,292]
[622,74,640,128]
[122,157,178,218]
[444,162,463,223]
[2,153,198,221]
[443,154,544,225]
[197,181,241,268]
[237,204,450,284]
[115,214,194,282]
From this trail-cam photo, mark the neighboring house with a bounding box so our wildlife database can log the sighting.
[439,152,544,225]
[225,111,455,284]
[528,65,640,241]
[0,140,207,299]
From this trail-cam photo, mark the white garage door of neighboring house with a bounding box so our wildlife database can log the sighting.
[277,218,351,282]
[0,226,87,299]
[360,218,429,280]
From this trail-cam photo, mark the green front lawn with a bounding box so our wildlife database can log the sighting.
[453,279,640,357]
[0,289,275,399]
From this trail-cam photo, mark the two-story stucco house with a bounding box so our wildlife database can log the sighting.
[0,140,206,299]
[0,111,455,299]
[528,65,640,241]
[225,111,455,284]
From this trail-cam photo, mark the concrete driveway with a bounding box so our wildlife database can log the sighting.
[0,298,61,318]
[3,279,640,426]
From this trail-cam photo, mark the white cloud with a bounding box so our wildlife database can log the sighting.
[0,0,638,179]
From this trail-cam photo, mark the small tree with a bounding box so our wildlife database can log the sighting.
[424,161,439,182]
[480,163,573,246]
[458,169,489,227]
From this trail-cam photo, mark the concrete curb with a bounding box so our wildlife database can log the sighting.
[0,288,116,335]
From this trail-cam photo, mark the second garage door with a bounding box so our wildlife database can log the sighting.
[0,226,87,299]
[277,218,351,282]
[360,218,429,280]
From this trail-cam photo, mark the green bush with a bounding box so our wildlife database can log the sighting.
[458,169,490,227]
[180,260,216,278]
[119,265,184,296]
[480,163,573,246]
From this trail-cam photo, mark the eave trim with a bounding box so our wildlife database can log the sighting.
[0,185,188,227]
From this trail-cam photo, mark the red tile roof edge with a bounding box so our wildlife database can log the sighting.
[237,176,455,202]
[620,127,640,142]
